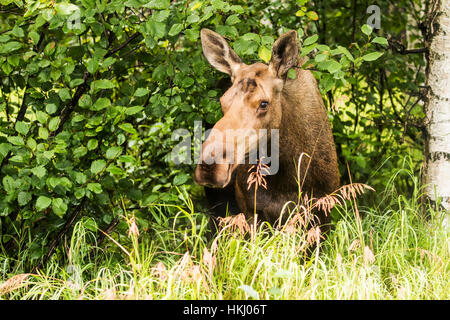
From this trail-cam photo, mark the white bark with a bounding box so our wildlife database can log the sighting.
[423,0,450,217]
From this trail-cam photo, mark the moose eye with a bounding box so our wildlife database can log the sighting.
[259,101,269,110]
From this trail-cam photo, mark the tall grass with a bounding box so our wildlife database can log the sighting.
[0,164,448,300]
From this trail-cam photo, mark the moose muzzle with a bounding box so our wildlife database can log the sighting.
[194,126,235,188]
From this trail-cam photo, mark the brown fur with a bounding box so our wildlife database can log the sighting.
[195,29,340,231]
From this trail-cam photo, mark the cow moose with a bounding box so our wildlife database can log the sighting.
[194,29,340,235]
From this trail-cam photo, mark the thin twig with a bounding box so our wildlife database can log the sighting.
[34,198,87,272]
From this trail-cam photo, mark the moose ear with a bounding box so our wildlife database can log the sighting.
[200,29,242,76]
[269,30,299,78]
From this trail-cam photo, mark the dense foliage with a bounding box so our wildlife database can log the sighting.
[0,0,427,270]
[1,171,449,299]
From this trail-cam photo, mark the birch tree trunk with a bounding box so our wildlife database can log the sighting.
[423,0,450,218]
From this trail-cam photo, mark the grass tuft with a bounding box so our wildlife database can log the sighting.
[0,164,449,300]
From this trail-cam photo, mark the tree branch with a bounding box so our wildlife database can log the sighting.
[34,197,87,272]
[388,38,429,55]
[52,32,142,136]
[105,32,141,58]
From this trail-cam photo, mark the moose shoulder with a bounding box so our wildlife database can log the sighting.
[194,29,340,232]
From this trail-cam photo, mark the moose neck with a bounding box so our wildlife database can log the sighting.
[273,66,332,192]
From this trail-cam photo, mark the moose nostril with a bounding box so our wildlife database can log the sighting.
[201,153,217,166]
[199,163,214,172]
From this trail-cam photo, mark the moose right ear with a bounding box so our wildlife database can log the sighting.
[200,29,242,76]
[269,30,299,78]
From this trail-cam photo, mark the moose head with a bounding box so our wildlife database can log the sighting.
[194,29,299,188]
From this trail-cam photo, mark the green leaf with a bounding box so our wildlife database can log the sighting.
[119,123,138,135]
[86,58,99,74]
[372,37,388,46]
[11,25,24,38]
[356,156,367,168]
[147,20,166,40]
[321,75,336,93]
[48,117,60,132]
[233,39,258,56]
[55,2,79,15]
[39,127,49,140]
[153,10,170,22]
[168,23,183,37]
[58,88,71,101]
[2,176,15,193]
[0,41,22,54]
[226,14,240,25]
[258,46,271,63]
[8,55,19,67]
[52,198,68,218]
[134,88,149,97]
[182,77,194,87]
[87,183,102,194]
[106,164,124,175]
[15,121,30,136]
[125,106,144,115]
[83,218,98,232]
[44,42,56,56]
[91,79,114,92]
[75,188,85,199]
[173,173,189,185]
[74,172,87,184]
[300,44,317,56]
[303,35,318,47]
[106,146,122,159]
[241,33,260,43]
[287,69,297,79]
[27,137,37,150]
[73,146,87,158]
[31,166,47,179]
[70,78,84,88]
[144,0,170,9]
[91,160,106,175]
[119,155,136,163]
[361,24,373,36]
[29,31,40,45]
[0,143,12,158]
[36,111,48,124]
[187,14,199,24]
[211,0,227,10]
[326,60,342,73]
[7,136,24,146]
[2,62,12,75]
[45,103,58,114]
[87,139,98,150]
[79,94,92,108]
[36,196,51,211]
[18,191,32,206]
[314,53,328,63]
[336,46,354,62]
[306,11,319,20]
[92,97,110,111]
[362,52,384,61]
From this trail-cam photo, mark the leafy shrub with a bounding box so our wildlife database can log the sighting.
[0,0,422,266]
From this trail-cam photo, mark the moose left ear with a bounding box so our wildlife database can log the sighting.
[201,29,243,76]
[269,30,299,78]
